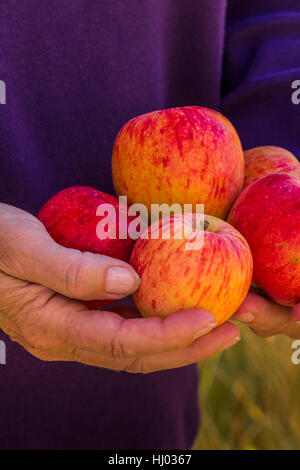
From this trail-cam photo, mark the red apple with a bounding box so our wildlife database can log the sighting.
[130,213,253,325]
[244,145,300,189]
[37,186,136,309]
[112,106,244,220]
[228,173,300,306]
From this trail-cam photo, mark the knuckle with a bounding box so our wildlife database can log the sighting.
[64,256,87,298]
[107,321,136,359]
[123,357,148,374]
[108,335,127,359]
[63,347,78,362]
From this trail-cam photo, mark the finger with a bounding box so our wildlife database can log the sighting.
[138,321,240,372]
[64,321,240,373]
[0,204,140,300]
[233,293,297,337]
[291,303,300,323]
[51,307,218,358]
[288,305,300,338]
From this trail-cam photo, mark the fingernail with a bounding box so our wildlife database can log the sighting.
[220,336,240,351]
[193,321,217,340]
[106,267,140,295]
[235,312,255,323]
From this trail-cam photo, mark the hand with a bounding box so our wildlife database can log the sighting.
[0,203,240,373]
[234,292,300,339]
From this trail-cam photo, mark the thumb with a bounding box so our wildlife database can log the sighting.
[0,204,140,301]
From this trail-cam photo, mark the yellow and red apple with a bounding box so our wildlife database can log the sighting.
[243,145,300,189]
[112,106,244,220]
[228,173,300,307]
[130,214,253,326]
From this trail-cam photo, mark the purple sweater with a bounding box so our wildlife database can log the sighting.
[0,0,299,450]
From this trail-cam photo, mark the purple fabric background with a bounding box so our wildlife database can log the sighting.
[0,0,299,450]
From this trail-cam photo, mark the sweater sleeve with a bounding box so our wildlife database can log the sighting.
[221,0,300,159]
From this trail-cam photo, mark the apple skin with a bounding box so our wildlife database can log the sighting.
[228,173,300,307]
[244,146,300,189]
[129,214,253,326]
[112,106,244,220]
[37,186,136,309]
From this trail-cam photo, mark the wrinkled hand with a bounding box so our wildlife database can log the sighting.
[0,203,240,373]
[234,292,300,339]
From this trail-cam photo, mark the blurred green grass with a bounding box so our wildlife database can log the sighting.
[194,324,300,450]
